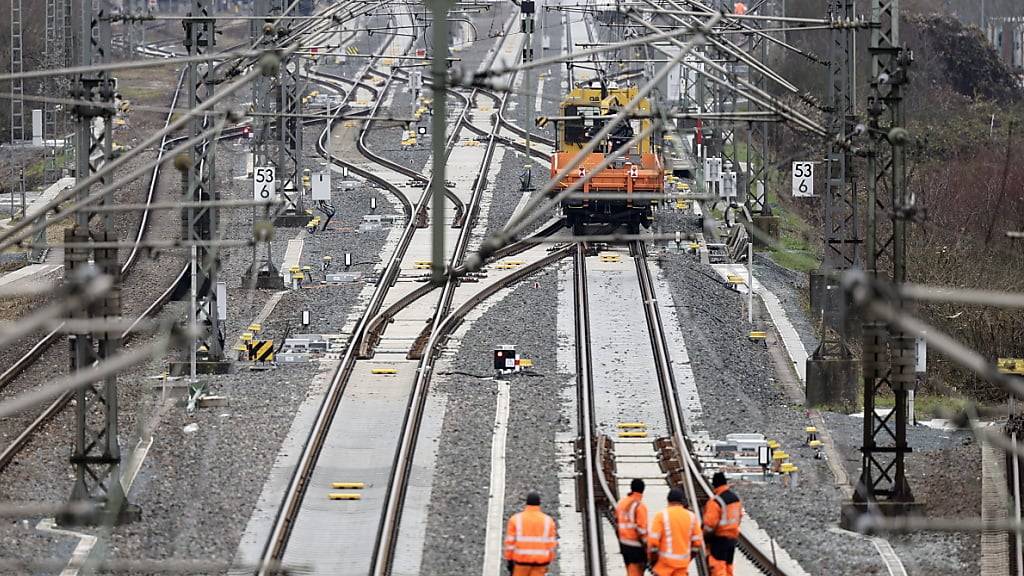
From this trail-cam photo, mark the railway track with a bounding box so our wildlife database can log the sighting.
[254,9,581,574]
[632,240,792,576]
[0,67,192,472]
[567,238,795,576]
[573,241,617,574]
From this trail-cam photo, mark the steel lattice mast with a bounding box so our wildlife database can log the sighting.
[60,0,138,526]
[10,0,25,143]
[806,0,859,409]
[175,0,229,396]
[842,0,920,525]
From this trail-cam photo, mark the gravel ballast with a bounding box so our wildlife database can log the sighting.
[420,268,565,575]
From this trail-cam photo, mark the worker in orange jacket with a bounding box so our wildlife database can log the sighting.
[504,492,558,576]
[647,487,704,576]
[703,472,744,576]
[614,478,649,576]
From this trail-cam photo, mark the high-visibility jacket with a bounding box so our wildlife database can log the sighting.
[615,492,649,548]
[703,485,743,539]
[647,503,703,568]
[504,505,558,565]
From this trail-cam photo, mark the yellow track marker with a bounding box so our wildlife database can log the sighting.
[371,368,398,375]
[617,422,647,429]
[330,482,366,490]
[328,493,362,500]
[618,431,649,438]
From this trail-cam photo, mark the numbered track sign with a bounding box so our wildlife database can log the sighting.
[792,161,815,197]
[312,172,331,201]
[253,167,276,201]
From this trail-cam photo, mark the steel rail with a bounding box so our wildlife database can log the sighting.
[631,240,792,576]
[263,7,568,572]
[573,241,612,575]
[256,10,486,570]
[368,11,525,573]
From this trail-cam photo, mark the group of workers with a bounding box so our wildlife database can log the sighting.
[503,472,742,576]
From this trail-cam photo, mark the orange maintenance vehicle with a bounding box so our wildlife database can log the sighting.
[549,84,664,234]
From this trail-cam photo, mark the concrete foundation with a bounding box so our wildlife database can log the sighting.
[809,267,860,339]
[840,499,924,532]
[274,212,311,227]
[57,500,142,527]
[806,355,859,410]
[241,269,285,290]
[168,360,232,376]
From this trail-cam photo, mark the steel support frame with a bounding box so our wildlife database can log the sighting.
[248,0,280,280]
[61,0,136,526]
[427,0,453,285]
[61,0,75,174]
[823,0,859,274]
[10,0,25,143]
[806,0,859,414]
[45,0,63,185]
[278,60,305,213]
[744,26,770,214]
[183,0,225,368]
[856,0,916,510]
[520,1,535,190]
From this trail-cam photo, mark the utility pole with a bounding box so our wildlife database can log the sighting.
[806,0,859,410]
[841,0,920,528]
[59,0,138,526]
[427,0,453,285]
[520,0,535,191]
[10,0,25,143]
[172,0,230,391]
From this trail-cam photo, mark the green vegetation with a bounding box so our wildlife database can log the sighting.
[873,392,974,421]
[761,182,820,273]
[119,85,167,102]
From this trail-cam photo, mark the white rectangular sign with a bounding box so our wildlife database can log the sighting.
[216,282,227,321]
[253,166,276,201]
[792,161,815,197]
[915,336,927,373]
[32,109,43,145]
[722,171,737,198]
[312,172,331,201]
[704,157,722,183]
